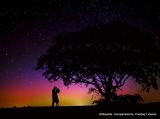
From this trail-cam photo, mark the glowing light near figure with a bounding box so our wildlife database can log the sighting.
[0,72,160,108]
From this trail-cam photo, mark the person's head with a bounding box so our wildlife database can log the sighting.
[53,86,57,90]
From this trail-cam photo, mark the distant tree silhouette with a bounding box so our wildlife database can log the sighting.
[113,94,144,104]
[93,94,144,105]
[36,20,160,104]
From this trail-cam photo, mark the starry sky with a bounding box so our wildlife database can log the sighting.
[0,0,160,108]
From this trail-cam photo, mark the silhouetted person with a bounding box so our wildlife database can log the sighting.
[52,86,60,107]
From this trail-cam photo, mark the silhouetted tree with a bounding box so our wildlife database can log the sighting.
[36,20,160,104]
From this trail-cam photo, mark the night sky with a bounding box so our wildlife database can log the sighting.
[0,0,160,108]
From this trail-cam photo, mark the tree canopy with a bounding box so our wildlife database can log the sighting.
[36,20,160,103]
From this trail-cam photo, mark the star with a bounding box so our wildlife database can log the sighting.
[0,0,160,108]
[5,53,8,56]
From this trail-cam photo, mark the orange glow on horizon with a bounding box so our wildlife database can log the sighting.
[0,75,160,108]
[0,77,93,108]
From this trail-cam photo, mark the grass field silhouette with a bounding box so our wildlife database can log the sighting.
[0,102,160,119]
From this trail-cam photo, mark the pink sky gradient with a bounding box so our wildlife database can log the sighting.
[0,73,160,108]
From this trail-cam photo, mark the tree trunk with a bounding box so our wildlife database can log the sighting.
[104,74,113,104]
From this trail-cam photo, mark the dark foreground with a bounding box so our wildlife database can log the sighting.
[0,103,160,119]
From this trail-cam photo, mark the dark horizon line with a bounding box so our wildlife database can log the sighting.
[1,102,160,109]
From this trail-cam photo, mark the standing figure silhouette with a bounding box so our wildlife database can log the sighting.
[52,86,60,107]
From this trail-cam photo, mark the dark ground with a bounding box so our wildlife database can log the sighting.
[0,103,160,119]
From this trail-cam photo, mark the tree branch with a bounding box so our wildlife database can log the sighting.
[92,76,105,97]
